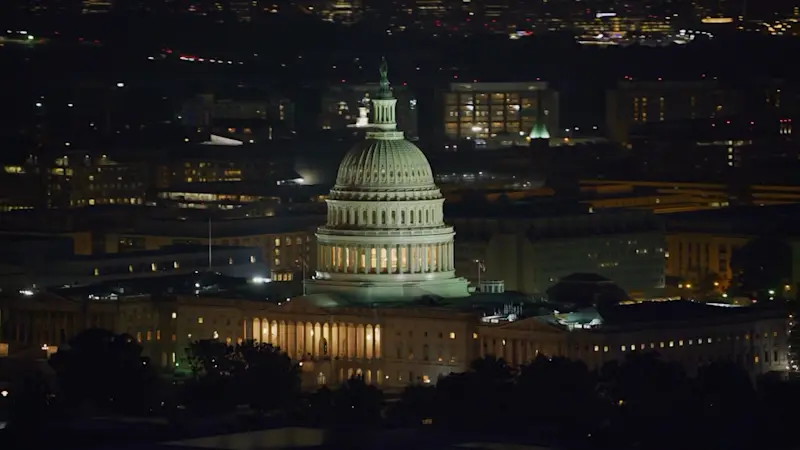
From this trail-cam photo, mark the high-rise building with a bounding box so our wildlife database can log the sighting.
[439,82,559,148]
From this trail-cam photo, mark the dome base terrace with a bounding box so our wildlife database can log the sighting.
[304,276,470,304]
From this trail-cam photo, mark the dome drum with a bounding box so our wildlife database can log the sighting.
[325,199,446,229]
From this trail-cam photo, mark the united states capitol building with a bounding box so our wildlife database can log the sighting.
[0,63,790,387]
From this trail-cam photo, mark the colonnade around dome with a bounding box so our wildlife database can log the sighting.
[316,241,455,275]
[326,200,444,228]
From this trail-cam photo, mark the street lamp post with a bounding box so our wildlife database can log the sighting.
[296,259,308,295]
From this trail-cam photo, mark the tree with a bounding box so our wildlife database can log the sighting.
[330,376,383,427]
[434,356,515,430]
[386,384,436,426]
[237,341,300,413]
[729,237,792,298]
[695,271,724,299]
[598,353,696,447]
[1,364,52,443]
[49,328,160,415]
[183,339,299,415]
[516,355,598,434]
[694,362,760,449]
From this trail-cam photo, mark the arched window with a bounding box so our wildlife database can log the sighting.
[400,210,405,225]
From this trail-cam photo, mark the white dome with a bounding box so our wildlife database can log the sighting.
[334,137,435,189]
[306,61,470,303]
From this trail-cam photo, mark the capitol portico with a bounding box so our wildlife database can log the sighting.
[307,58,470,302]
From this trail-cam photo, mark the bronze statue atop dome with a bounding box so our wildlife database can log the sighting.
[377,57,392,98]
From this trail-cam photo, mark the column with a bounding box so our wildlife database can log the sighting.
[449,242,455,271]
[423,245,429,272]
[410,244,417,273]
[396,244,401,274]
[436,243,442,272]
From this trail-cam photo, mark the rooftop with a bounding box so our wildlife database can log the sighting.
[598,300,785,328]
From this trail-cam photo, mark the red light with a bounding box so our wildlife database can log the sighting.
[341,79,346,83]
[726,120,731,124]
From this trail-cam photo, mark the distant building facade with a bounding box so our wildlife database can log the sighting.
[451,211,667,298]
[319,83,418,139]
[439,82,559,149]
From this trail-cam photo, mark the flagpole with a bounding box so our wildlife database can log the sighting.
[474,259,483,292]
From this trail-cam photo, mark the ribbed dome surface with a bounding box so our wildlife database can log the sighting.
[334,138,435,189]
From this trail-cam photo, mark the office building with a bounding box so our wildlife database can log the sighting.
[440,82,559,147]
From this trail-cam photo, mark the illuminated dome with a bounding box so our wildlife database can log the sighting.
[334,139,435,189]
[306,59,470,303]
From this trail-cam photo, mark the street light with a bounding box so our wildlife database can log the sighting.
[296,258,308,295]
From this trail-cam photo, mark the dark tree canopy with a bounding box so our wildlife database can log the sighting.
[48,328,160,415]
[729,237,792,297]
[182,339,299,414]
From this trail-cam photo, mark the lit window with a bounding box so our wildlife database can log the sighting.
[228,257,233,265]
[172,334,177,342]
[678,340,683,346]
[754,355,760,364]
[198,317,204,324]
[669,341,674,347]
[151,263,157,272]
[502,339,506,346]
[621,345,627,352]
[689,339,693,345]
[171,312,177,319]
[128,265,133,272]
[707,338,712,343]
[136,332,142,342]
[449,332,456,339]
[649,343,655,348]
[274,238,280,246]
[146,331,152,341]
[274,258,281,266]
[472,332,478,339]
[173,261,180,269]
[156,330,161,340]
[93,268,99,276]
[250,255,256,263]
[593,345,600,352]
[659,342,665,348]
[603,346,609,352]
